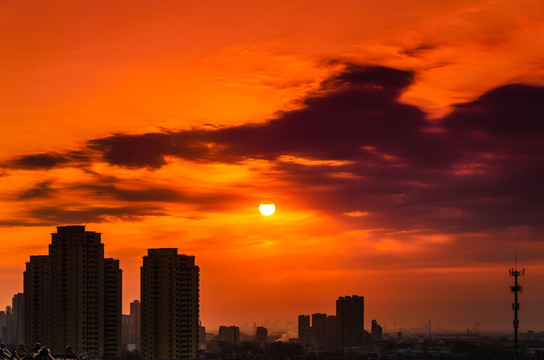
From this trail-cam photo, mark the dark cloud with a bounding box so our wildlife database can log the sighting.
[443,84,544,135]
[88,130,212,168]
[78,184,185,202]
[6,180,247,225]
[321,64,415,93]
[79,65,429,167]
[28,206,166,224]
[18,181,56,200]
[0,205,165,227]
[0,219,53,227]
[399,44,437,57]
[4,63,544,237]
[88,133,171,169]
[3,65,431,169]
[65,173,251,209]
[261,78,544,235]
[75,183,247,209]
[10,153,70,169]
[6,151,90,170]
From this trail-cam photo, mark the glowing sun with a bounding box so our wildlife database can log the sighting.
[259,202,276,216]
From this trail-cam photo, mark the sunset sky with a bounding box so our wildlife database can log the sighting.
[1,0,544,335]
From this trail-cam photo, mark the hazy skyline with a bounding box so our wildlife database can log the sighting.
[1,0,544,333]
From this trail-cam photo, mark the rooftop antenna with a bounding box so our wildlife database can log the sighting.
[509,251,524,360]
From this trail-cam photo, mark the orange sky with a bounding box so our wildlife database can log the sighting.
[2,0,544,334]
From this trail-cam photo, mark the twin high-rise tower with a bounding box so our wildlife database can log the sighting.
[23,226,200,360]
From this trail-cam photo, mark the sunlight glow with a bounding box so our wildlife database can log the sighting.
[259,202,276,216]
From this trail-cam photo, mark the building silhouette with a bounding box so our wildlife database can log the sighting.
[255,326,268,344]
[298,315,311,346]
[3,293,25,347]
[326,315,340,351]
[122,314,136,351]
[24,255,51,348]
[0,308,8,344]
[141,249,199,360]
[312,313,327,351]
[23,226,122,359]
[217,326,240,346]
[130,299,141,348]
[371,320,383,341]
[122,300,141,351]
[0,293,25,347]
[297,313,341,352]
[336,295,364,348]
[199,324,206,348]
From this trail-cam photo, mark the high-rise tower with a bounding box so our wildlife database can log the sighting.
[9,293,24,345]
[24,255,51,348]
[298,315,311,346]
[336,295,364,349]
[130,300,141,349]
[23,226,122,359]
[141,249,199,360]
[122,300,141,351]
[312,313,327,351]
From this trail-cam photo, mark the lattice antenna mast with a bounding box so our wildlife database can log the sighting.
[509,252,524,360]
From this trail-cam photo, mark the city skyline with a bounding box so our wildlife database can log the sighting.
[1,0,544,333]
[2,225,534,337]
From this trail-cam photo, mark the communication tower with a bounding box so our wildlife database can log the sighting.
[509,254,524,360]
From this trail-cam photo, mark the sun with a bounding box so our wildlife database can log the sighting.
[259,202,276,216]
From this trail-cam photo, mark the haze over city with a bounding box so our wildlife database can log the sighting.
[1,0,544,335]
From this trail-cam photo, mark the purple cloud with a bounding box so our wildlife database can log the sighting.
[3,63,544,237]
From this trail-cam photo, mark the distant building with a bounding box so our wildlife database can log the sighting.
[199,324,206,349]
[312,313,327,351]
[130,300,141,348]
[141,249,199,360]
[298,315,311,346]
[24,255,51,348]
[103,258,122,357]
[122,300,141,351]
[218,326,240,346]
[0,295,24,347]
[327,315,340,351]
[0,310,8,344]
[23,226,122,359]
[206,339,217,352]
[336,295,364,348]
[122,314,136,351]
[371,320,383,341]
[256,326,268,344]
[10,293,24,346]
